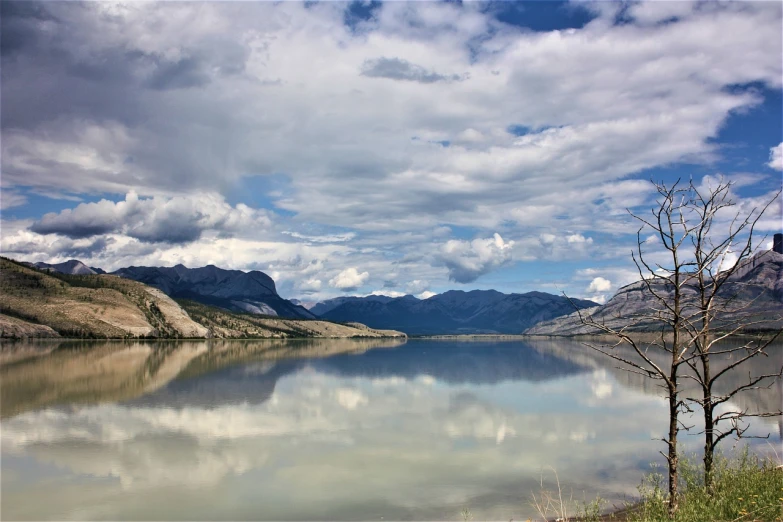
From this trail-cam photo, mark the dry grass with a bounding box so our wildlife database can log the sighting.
[0,258,199,338]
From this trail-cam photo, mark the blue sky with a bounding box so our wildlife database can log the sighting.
[1,0,781,304]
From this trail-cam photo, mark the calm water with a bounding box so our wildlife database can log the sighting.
[1,338,781,520]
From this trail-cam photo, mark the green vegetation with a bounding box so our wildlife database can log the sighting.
[529,450,782,522]
[626,450,783,522]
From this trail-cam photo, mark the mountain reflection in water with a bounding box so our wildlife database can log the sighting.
[1,338,780,521]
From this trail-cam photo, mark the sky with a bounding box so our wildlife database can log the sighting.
[1,0,782,305]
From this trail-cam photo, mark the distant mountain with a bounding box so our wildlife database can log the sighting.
[525,249,783,336]
[310,295,397,316]
[314,290,597,335]
[33,259,100,275]
[113,264,315,319]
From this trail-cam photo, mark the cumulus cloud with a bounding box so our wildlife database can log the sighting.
[298,278,323,294]
[439,233,514,283]
[567,234,593,244]
[30,192,270,244]
[587,277,612,293]
[404,279,430,294]
[329,267,370,291]
[768,143,783,170]
[585,276,613,304]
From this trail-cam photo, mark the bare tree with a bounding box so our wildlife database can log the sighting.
[570,178,781,516]
[676,179,781,490]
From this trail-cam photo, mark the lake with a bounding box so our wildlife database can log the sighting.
[1,338,781,520]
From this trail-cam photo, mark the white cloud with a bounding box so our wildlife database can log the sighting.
[717,250,740,273]
[567,234,593,244]
[30,192,271,244]
[404,279,430,294]
[418,290,436,299]
[514,232,601,263]
[370,289,405,298]
[768,143,783,170]
[329,267,370,291]
[438,233,514,283]
[587,277,612,293]
[299,278,323,294]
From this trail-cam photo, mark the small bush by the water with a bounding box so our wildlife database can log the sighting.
[629,449,783,522]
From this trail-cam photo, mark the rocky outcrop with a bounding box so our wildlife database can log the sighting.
[143,287,210,338]
[525,250,783,336]
[314,290,597,335]
[114,264,314,319]
[0,314,61,339]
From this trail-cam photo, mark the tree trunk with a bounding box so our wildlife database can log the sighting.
[667,381,679,517]
[702,354,714,491]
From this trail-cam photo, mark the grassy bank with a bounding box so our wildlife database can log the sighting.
[625,450,782,522]
[531,450,782,522]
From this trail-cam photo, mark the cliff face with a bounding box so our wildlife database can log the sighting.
[525,250,783,336]
[315,290,598,335]
[113,264,315,319]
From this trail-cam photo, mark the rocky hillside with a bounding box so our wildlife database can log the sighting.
[113,264,314,319]
[525,250,783,336]
[0,258,404,340]
[314,290,597,335]
[1,257,209,338]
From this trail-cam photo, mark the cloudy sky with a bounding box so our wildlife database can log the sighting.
[1,1,781,304]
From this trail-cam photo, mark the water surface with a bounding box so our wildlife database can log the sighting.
[2,338,780,520]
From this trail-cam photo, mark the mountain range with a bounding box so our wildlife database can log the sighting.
[525,249,783,336]
[31,260,314,319]
[14,250,781,338]
[113,264,315,319]
[23,259,598,335]
[312,290,597,335]
[1,257,403,340]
